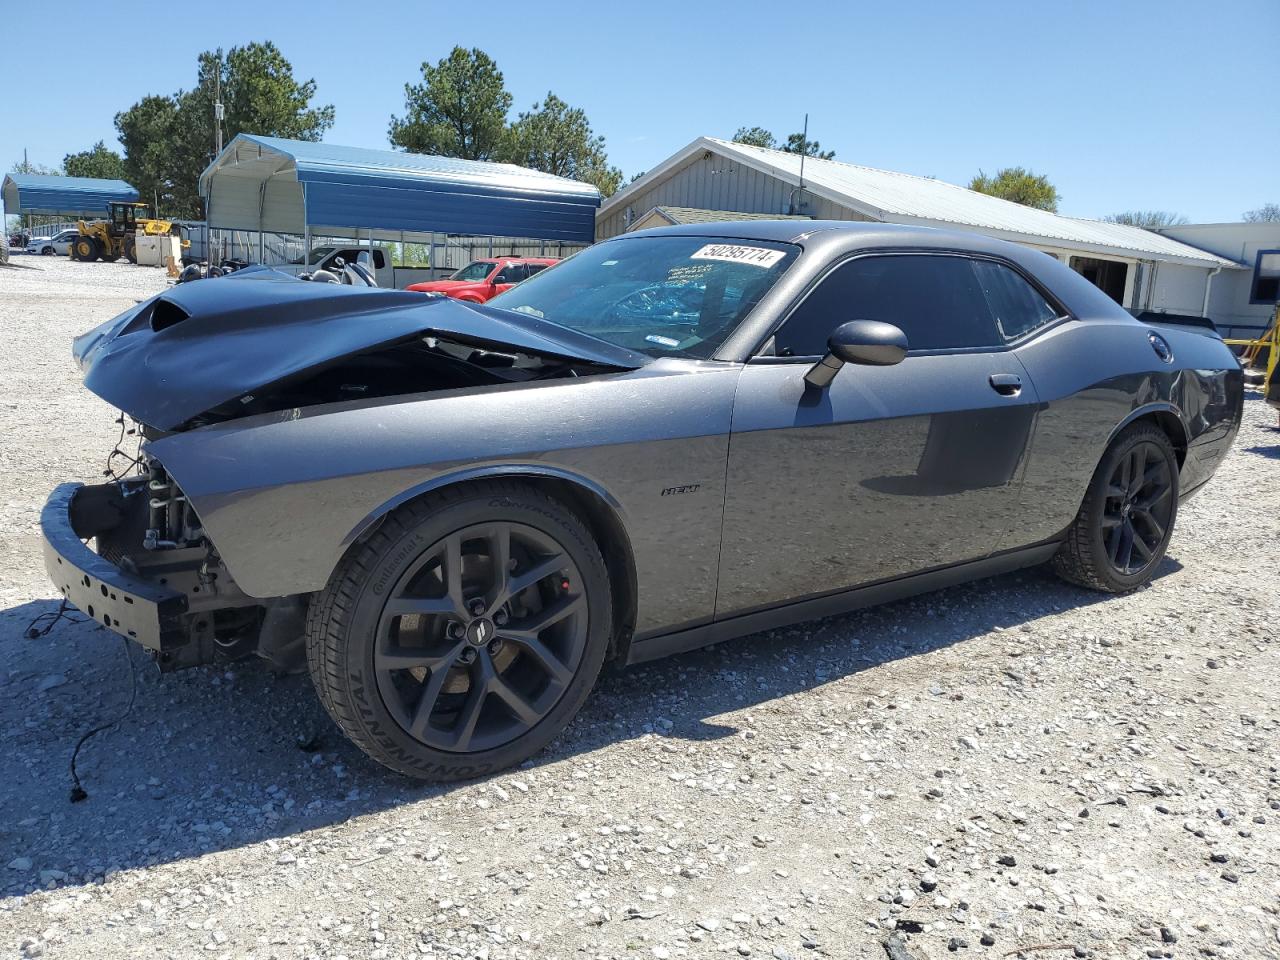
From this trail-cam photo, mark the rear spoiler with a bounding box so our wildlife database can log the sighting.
[1132,311,1220,336]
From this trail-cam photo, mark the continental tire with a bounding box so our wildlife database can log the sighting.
[1052,423,1179,592]
[306,480,612,781]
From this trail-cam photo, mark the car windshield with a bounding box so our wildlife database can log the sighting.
[488,236,800,358]
[291,247,336,266]
[450,261,496,282]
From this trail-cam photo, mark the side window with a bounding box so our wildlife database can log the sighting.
[495,264,524,284]
[970,259,1060,340]
[773,254,1002,357]
[372,250,386,269]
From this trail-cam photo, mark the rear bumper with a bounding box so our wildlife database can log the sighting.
[41,482,189,651]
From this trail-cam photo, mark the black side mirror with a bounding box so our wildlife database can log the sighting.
[804,320,908,389]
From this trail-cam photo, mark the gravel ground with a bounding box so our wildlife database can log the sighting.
[0,257,1277,960]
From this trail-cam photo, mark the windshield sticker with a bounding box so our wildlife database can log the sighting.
[690,244,785,268]
[667,263,712,283]
[645,334,681,348]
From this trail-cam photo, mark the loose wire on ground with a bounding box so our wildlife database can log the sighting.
[69,635,140,803]
[24,598,86,639]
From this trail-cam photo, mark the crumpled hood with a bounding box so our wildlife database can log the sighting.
[73,268,646,430]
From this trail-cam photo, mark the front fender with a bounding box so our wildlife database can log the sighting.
[338,462,629,550]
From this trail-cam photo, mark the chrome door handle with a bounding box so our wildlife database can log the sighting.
[989,373,1022,396]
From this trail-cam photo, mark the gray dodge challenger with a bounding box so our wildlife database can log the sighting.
[43,221,1244,779]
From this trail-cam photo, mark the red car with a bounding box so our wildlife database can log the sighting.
[406,257,559,303]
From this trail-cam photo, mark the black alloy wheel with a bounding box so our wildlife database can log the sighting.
[373,522,588,753]
[1101,440,1175,575]
[307,481,612,781]
[1053,423,1179,592]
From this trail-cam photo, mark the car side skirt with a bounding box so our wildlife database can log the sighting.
[625,541,1061,665]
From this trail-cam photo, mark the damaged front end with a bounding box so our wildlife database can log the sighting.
[44,270,645,670]
[42,454,306,671]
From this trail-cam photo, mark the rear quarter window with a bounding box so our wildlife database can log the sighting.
[970,259,1061,340]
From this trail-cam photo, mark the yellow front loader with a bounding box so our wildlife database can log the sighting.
[72,202,181,264]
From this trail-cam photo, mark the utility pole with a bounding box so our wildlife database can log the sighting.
[214,65,224,157]
[213,59,225,261]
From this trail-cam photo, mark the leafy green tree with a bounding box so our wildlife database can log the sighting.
[390,47,512,160]
[782,132,835,160]
[732,126,777,149]
[504,93,623,197]
[969,167,1059,212]
[116,42,333,218]
[1243,203,1280,222]
[115,95,182,215]
[219,43,334,142]
[63,141,126,180]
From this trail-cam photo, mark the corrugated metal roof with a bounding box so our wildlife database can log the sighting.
[645,205,811,225]
[600,138,1240,269]
[2,173,138,217]
[200,135,601,242]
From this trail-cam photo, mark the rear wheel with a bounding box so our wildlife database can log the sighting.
[306,481,612,780]
[124,236,137,264]
[1052,423,1178,592]
[72,236,99,262]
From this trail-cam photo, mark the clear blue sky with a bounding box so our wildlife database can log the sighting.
[2,0,1275,222]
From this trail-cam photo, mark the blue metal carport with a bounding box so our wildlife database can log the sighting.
[2,173,139,218]
[198,135,601,245]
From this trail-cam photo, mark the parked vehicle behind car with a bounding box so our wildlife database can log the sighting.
[42,222,1243,781]
[27,228,79,256]
[280,246,394,287]
[406,257,558,302]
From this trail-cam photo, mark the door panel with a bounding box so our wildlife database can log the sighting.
[716,352,1038,618]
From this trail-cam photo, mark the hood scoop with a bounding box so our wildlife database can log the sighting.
[72,269,646,431]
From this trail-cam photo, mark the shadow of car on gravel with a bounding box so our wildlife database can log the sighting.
[0,557,1180,899]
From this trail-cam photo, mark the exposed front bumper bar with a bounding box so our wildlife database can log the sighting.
[41,482,189,651]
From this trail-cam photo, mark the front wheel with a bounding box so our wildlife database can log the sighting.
[124,236,137,263]
[72,236,99,262]
[306,481,612,780]
[1052,423,1179,592]
[41,246,55,256]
